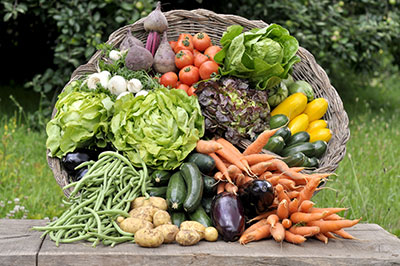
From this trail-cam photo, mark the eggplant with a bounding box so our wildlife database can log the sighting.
[211,192,245,242]
[239,180,274,218]
[72,167,88,182]
[61,151,91,176]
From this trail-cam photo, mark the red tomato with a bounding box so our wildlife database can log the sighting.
[175,49,194,69]
[160,72,178,88]
[204,45,222,61]
[194,53,210,68]
[187,86,197,96]
[192,49,200,57]
[174,37,194,53]
[178,33,193,43]
[199,61,219,80]
[179,65,199,86]
[193,32,212,52]
[176,83,189,93]
[169,41,177,50]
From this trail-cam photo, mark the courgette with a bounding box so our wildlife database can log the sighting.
[180,162,204,213]
[286,131,310,147]
[166,171,187,211]
[170,211,186,227]
[264,135,285,154]
[151,170,171,186]
[269,114,289,129]
[312,140,328,158]
[282,152,307,167]
[304,157,319,168]
[281,142,315,157]
[203,174,217,196]
[148,186,168,197]
[201,197,213,215]
[189,205,213,227]
[186,153,216,175]
[274,126,291,143]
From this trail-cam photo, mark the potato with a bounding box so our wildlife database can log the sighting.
[175,230,201,246]
[131,197,152,210]
[155,224,179,243]
[153,210,171,227]
[129,206,158,222]
[119,217,154,234]
[180,221,206,239]
[149,197,168,211]
[204,227,218,242]
[134,228,164,248]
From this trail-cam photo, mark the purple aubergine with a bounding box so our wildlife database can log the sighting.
[211,192,245,242]
[239,180,274,218]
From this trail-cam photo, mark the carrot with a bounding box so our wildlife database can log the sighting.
[282,218,292,229]
[290,167,305,173]
[242,218,268,235]
[307,218,361,233]
[266,175,281,186]
[315,233,328,244]
[244,154,277,165]
[214,171,224,181]
[289,226,320,237]
[217,182,225,194]
[288,198,299,214]
[267,159,307,181]
[264,214,279,228]
[235,173,245,187]
[275,184,291,203]
[258,171,273,180]
[287,190,300,199]
[227,164,242,181]
[309,207,348,214]
[277,178,298,191]
[324,213,344,221]
[196,139,223,154]
[243,128,280,155]
[239,223,271,245]
[271,222,285,243]
[284,230,307,244]
[277,199,289,220]
[250,162,272,176]
[290,211,329,224]
[247,210,277,223]
[324,231,339,239]
[216,137,251,172]
[208,153,233,183]
[333,229,357,239]
[292,173,332,186]
[298,200,315,213]
[297,177,323,205]
[225,182,238,194]
[215,148,250,175]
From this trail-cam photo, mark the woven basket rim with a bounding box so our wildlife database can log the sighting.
[47,8,350,197]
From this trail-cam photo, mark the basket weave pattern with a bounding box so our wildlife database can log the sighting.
[48,9,350,197]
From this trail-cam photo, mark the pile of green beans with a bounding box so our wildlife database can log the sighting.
[33,151,151,247]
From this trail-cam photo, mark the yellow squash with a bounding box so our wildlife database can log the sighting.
[308,128,332,142]
[303,98,328,122]
[271,92,308,121]
[288,114,309,135]
[306,119,328,133]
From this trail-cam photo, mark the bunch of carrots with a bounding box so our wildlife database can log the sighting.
[196,128,361,245]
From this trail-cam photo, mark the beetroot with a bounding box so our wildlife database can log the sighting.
[120,28,144,51]
[153,32,177,74]
[125,45,153,71]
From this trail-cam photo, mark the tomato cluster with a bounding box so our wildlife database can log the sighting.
[159,32,221,96]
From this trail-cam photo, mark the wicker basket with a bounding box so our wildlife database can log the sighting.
[47,9,350,197]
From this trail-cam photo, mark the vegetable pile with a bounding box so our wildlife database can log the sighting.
[40,3,358,249]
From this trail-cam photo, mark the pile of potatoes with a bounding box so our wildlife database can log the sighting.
[117,196,218,247]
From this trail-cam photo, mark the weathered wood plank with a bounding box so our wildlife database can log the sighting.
[37,223,400,266]
[0,219,46,266]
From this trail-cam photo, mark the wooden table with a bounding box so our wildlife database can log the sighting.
[1,219,399,266]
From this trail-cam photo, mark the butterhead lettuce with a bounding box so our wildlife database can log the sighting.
[110,87,204,170]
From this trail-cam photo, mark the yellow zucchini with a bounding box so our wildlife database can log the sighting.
[306,119,328,133]
[288,114,309,135]
[303,98,328,122]
[308,128,332,143]
[271,92,308,121]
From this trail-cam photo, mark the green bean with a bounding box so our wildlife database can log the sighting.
[111,220,133,237]
[75,160,95,170]
[32,224,86,231]
[55,229,66,247]
[100,151,138,175]
[88,232,134,243]
[53,196,96,226]
[84,207,102,236]
[87,155,113,174]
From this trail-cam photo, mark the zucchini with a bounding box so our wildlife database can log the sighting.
[170,211,186,227]
[203,174,217,196]
[201,197,213,215]
[269,114,289,129]
[281,142,315,157]
[282,152,307,167]
[304,157,319,169]
[148,186,168,197]
[151,170,171,186]
[189,205,213,227]
[180,162,204,213]
[274,126,291,143]
[186,153,216,175]
[286,131,310,147]
[166,171,187,211]
[264,135,285,154]
[312,140,328,158]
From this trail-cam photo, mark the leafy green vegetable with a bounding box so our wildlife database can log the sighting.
[214,24,301,91]
[110,87,204,170]
[288,80,315,102]
[268,82,289,107]
[46,90,114,158]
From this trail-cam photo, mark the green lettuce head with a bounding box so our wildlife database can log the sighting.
[110,87,204,170]
[46,90,114,158]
